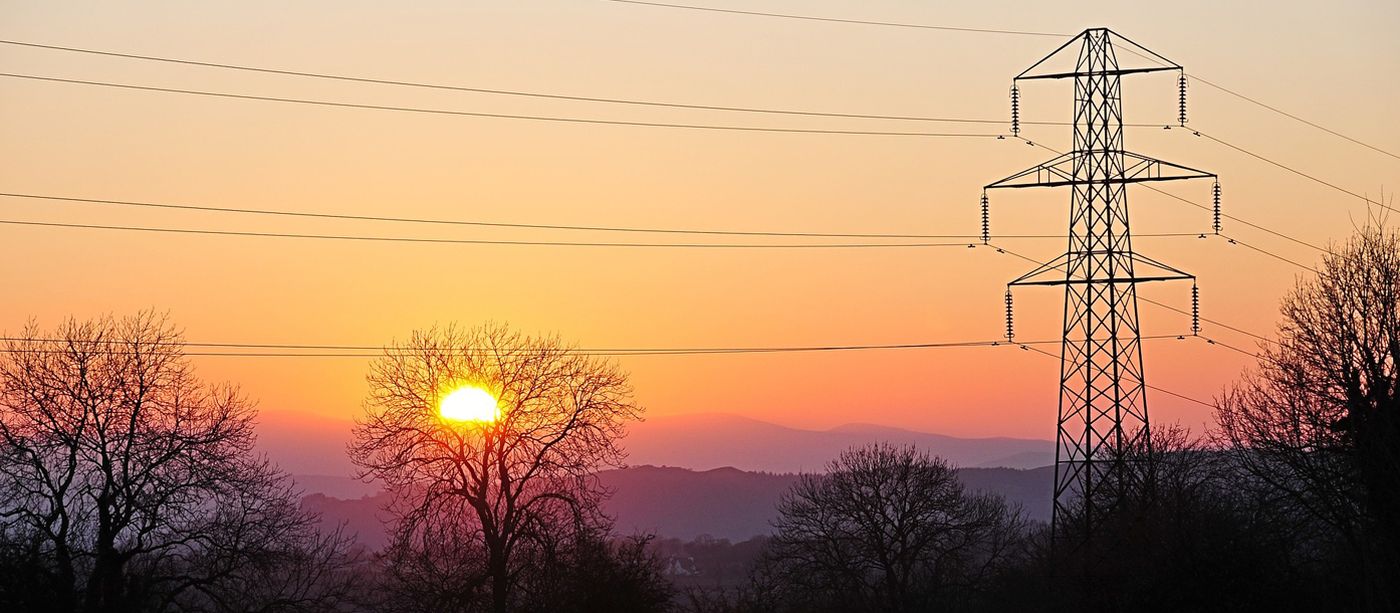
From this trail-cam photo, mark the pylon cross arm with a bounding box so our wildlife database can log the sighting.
[984,150,1215,191]
[1014,27,1181,82]
[1018,65,1178,81]
[1007,252,1194,287]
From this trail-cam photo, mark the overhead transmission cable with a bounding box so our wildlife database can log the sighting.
[0,72,1001,139]
[0,332,1219,409]
[0,38,1094,127]
[1196,334,1265,359]
[9,38,1388,166]
[1013,342,1218,409]
[1190,129,1392,211]
[601,0,1066,37]
[1186,76,1400,162]
[604,1,1400,161]
[0,191,1199,242]
[0,192,1021,240]
[0,218,979,249]
[1218,234,1319,273]
[0,333,1190,358]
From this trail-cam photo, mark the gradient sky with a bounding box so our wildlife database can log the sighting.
[1,1,1397,457]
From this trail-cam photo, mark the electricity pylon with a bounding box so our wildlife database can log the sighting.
[983,28,1217,542]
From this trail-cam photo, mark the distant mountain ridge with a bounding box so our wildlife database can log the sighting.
[260,411,1053,478]
[300,464,1053,547]
[622,413,1053,473]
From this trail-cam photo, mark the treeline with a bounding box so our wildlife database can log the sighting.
[2,227,1397,612]
[672,433,1365,612]
[671,227,1400,612]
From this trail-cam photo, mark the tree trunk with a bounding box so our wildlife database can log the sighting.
[490,555,509,613]
[84,494,125,613]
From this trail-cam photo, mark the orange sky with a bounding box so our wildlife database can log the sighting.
[1,1,1397,448]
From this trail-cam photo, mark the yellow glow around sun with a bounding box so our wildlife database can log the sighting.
[438,386,500,423]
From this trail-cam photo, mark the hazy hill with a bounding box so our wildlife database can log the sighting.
[602,466,800,541]
[622,413,1053,472]
[261,412,1053,477]
[300,464,1052,548]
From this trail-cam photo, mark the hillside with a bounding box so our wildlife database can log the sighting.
[301,463,1052,548]
[261,412,1053,478]
[622,413,1053,472]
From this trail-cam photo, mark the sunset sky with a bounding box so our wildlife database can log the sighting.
[2,1,1397,470]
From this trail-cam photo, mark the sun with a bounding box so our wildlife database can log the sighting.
[438,386,500,423]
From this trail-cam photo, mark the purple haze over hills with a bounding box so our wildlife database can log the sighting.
[300,464,1054,547]
[258,411,1054,479]
[621,413,1053,473]
[268,410,1057,544]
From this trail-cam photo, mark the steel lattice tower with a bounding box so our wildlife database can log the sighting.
[983,29,1217,541]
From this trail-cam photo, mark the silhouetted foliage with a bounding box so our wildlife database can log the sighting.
[652,535,770,591]
[348,323,662,613]
[756,444,1024,613]
[993,426,1340,613]
[1217,226,1400,611]
[0,313,360,613]
[518,530,673,613]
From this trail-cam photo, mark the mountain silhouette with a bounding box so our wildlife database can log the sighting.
[622,413,1053,473]
[301,463,1052,547]
[261,411,1053,478]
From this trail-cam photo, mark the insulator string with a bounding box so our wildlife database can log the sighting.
[1191,283,1201,336]
[1004,289,1015,342]
[1212,181,1222,234]
[1178,72,1188,127]
[1010,84,1021,137]
[980,192,990,244]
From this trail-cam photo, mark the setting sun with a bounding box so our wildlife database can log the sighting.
[438,386,500,423]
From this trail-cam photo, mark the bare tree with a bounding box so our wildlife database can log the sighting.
[1216,226,1400,611]
[348,323,644,613]
[762,444,1024,613]
[0,312,359,613]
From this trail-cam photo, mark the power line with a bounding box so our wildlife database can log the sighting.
[0,334,1190,358]
[0,191,1202,242]
[1220,234,1319,273]
[1187,75,1400,162]
[0,338,1032,356]
[1107,48,1399,161]
[0,38,1075,127]
[1142,295,1274,345]
[0,217,975,248]
[1138,180,1327,253]
[1191,129,1392,211]
[1015,342,1218,409]
[606,2,1399,163]
[1054,32,1388,207]
[0,72,1002,139]
[1196,334,1262,359]
[602,0,1066,37]
[0,192,990,240]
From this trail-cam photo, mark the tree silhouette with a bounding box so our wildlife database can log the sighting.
[1009,425,1332,612]
[515,530,672,613]
[0,312,358,613]
[348,323,648,613]
[1217,226,1400,611]
[761,444,1023,613]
